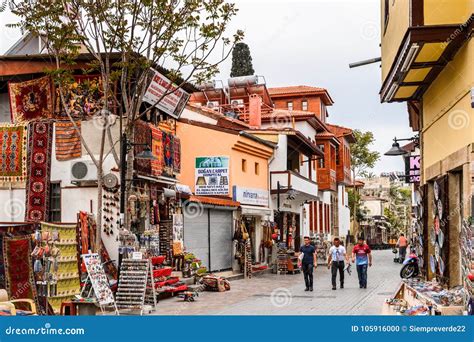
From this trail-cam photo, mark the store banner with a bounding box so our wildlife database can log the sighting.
[142,68,190,119]
[405,155,420,184]
[233,186,269,206]
[0,316,472,342]
[195,156,229,196]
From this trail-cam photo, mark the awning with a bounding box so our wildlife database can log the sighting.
[187,195,240,209]
[240,205,272,217]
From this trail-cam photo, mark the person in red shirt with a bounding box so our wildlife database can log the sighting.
[351,237,372,289]
[396,233,408,262]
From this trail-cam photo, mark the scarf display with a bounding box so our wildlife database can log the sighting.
[149,124,163,177]
[3,236,38,304]
[25,121,53,222]
[55,75,106,119]
[134,120,152,175]
[162,131,174,174]
[40,222,81,313]
[8,76,53,124]
[172,136,181,174]
[55,121,82,161]
[0,123,28,185]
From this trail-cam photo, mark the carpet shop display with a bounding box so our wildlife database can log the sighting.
[172,136,181,174]
[162,131,173,175]
[55,121,82,161]
[134,120,152,175]
[2,235,39,308]
[149,123,163,177]
[39,222,81,313]
[25,120,53,222]
[8,76,53,124]
[0,123,28,185]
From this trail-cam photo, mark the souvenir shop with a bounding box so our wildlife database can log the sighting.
[383,176,474,315]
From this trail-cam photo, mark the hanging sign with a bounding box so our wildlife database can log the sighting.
[405,155,420,183]
[142,68,190,119]
[195,156,230,195]
[233,186,269,206]
[82,253,115,306]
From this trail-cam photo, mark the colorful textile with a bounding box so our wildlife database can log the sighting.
[41,222,80,313]
[163,131,174,174]
[149,124,163,177]
[8,76,53,124]
[56,75,106,119]
[134,120,152,175]
[0,124,28,185]
[55,121,82,160]
[25,121,53,222]
[3,236,38,304]
[172,136,181,174]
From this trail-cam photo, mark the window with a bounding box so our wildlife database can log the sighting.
[49,182,61,222]
[254,162,259,175]
[287,101,293,111]
[302,100,308,111]
[242,159,247,172]
[286,149,300,173]
[336,147,341,165]
[318,144,325,168]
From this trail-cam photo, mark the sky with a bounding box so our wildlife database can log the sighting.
[0,0,413,175]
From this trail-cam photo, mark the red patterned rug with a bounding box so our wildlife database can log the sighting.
[134,120,152,175]
[173,136,181,174]
[0,124,28,185]
[149,124,163,177]
[163,131,174,174]
[25,120,53,222]
[8,76,53,124]
[3,236,38,304]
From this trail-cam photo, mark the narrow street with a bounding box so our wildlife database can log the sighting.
[154,249,402,315]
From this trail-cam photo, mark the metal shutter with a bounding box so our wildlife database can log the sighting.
[184,208,210,270]
[209,209,233,271]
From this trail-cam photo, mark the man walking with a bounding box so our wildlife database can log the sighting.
[298,236,317,291]
[327,238,347,290]
[352,237,372,289]
[396,233,408,263]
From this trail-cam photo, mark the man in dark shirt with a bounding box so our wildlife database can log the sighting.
[298,236,317,291]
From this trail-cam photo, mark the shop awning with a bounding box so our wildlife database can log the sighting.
[240,205,272,217]
[188,195,240,209]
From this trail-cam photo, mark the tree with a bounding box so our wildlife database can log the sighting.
[8,0,243,249]
[349,130,380,237]
[230,42,254,77]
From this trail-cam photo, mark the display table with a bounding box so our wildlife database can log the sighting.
[382,281,463,315]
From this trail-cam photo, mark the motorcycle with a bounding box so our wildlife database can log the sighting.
[400,252,419,279]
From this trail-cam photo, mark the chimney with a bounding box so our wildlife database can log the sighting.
[248,94,262,128]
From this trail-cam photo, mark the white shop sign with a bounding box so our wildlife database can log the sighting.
[233,186,269,206]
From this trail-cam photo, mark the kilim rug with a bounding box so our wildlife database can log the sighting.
[25,121,53,222]
[3,236,38,305]
[55,121,82,160]
[8,76,53,124]
[134,120,152,175]
[172,136,181,174]
[149,123,163,177]
[163,131,174,174]
[0,124,28,185]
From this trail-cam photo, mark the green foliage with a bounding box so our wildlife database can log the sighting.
[348,188,366,222]
[230,42,254,77]
[350,129,380,177]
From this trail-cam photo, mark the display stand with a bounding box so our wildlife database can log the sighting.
[116,258,157,315]
[82,253,118,315]
[382,281,463,315]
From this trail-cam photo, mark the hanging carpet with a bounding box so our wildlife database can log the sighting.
[0,123,28,185]
[172,136,181,174]
[149,124,163,177]
[134,120,152,175]
[55,121,82,161]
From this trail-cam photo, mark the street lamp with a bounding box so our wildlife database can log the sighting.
[384,136,419,156]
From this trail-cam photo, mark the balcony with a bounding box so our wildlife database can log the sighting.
[317,169,337,192]
[270,171,319,201]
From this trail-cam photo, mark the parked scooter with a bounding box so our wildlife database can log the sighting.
[400,252,420,278]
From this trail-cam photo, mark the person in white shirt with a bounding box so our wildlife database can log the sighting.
[327,238,348,290]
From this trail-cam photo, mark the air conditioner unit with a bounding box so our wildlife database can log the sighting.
[71,159,98,183]
[231,99,244,108]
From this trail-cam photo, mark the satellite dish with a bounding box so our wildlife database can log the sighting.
[103,173,119,189]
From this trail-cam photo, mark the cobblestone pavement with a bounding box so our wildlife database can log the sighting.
[153,249,401,315]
